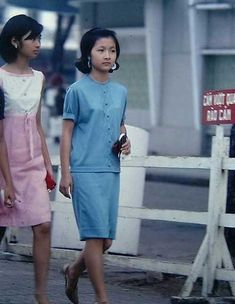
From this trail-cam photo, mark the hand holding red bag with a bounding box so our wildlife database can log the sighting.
[45,171,56,192]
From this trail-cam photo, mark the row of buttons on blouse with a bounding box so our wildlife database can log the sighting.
[103,88,113,168]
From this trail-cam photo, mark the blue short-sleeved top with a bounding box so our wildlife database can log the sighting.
[0,87,4,120]
[63,75,127,173]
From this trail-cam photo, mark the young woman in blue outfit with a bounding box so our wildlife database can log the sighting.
[59,28,131,304]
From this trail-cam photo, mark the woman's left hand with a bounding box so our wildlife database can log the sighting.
[46,166,54,180]
[121,138,131,155]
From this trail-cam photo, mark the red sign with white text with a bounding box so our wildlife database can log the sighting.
[202,89,235,125]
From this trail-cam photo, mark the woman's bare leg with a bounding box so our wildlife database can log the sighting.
[64,238,112,303]
[67,238,112,281]
[32,222,51,304]
[84,239,109,303]
[66,250,86,282]
[63,250,86,303]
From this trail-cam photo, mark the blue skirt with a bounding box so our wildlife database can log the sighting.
[71,172,120,241]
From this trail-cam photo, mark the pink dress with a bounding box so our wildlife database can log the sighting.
[0,68,51,227]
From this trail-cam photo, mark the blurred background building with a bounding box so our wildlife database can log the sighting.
[1,0,234,156]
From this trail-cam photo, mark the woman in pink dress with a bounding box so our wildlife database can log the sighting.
[0,15,54,304]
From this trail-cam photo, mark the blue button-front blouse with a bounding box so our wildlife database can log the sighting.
[63,75,127,173]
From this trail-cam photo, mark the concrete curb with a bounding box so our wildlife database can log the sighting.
[171,297,235,304]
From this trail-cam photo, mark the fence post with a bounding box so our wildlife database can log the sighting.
[225,124,235,256]
[179,125,231,297]
[203,125,226,294]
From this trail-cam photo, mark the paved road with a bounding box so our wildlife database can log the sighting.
[0,253,173,304]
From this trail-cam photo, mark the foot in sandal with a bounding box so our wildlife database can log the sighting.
[62,263,79,304]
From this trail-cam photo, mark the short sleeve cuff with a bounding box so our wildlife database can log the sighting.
[63,113,76,121]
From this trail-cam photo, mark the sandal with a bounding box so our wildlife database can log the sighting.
[62,264,79,304]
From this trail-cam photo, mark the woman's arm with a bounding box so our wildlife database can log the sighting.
[0,121,15,205]
[36,102,53,176]
[59,119,74,198]
[37,78,53,176]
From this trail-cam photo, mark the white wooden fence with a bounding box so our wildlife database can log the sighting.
[5,125,235,298]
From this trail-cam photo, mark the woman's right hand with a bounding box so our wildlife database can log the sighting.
[59,173,72,199]
[4,183,15,208]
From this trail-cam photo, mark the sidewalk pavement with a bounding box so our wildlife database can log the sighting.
[0,251,172,304]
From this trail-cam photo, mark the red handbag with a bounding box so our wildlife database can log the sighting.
[45,171,56,192]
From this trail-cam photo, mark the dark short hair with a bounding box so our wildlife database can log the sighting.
[75,27,120,74]
[0,14,43,63]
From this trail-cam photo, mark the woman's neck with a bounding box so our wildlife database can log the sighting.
[90,70,109,83]
[3,58,31,75]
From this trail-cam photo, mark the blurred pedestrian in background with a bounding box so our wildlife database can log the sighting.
[45,73,66,143]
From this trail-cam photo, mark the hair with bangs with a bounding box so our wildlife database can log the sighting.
[75,27,120,74]
[0,14,43,63]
